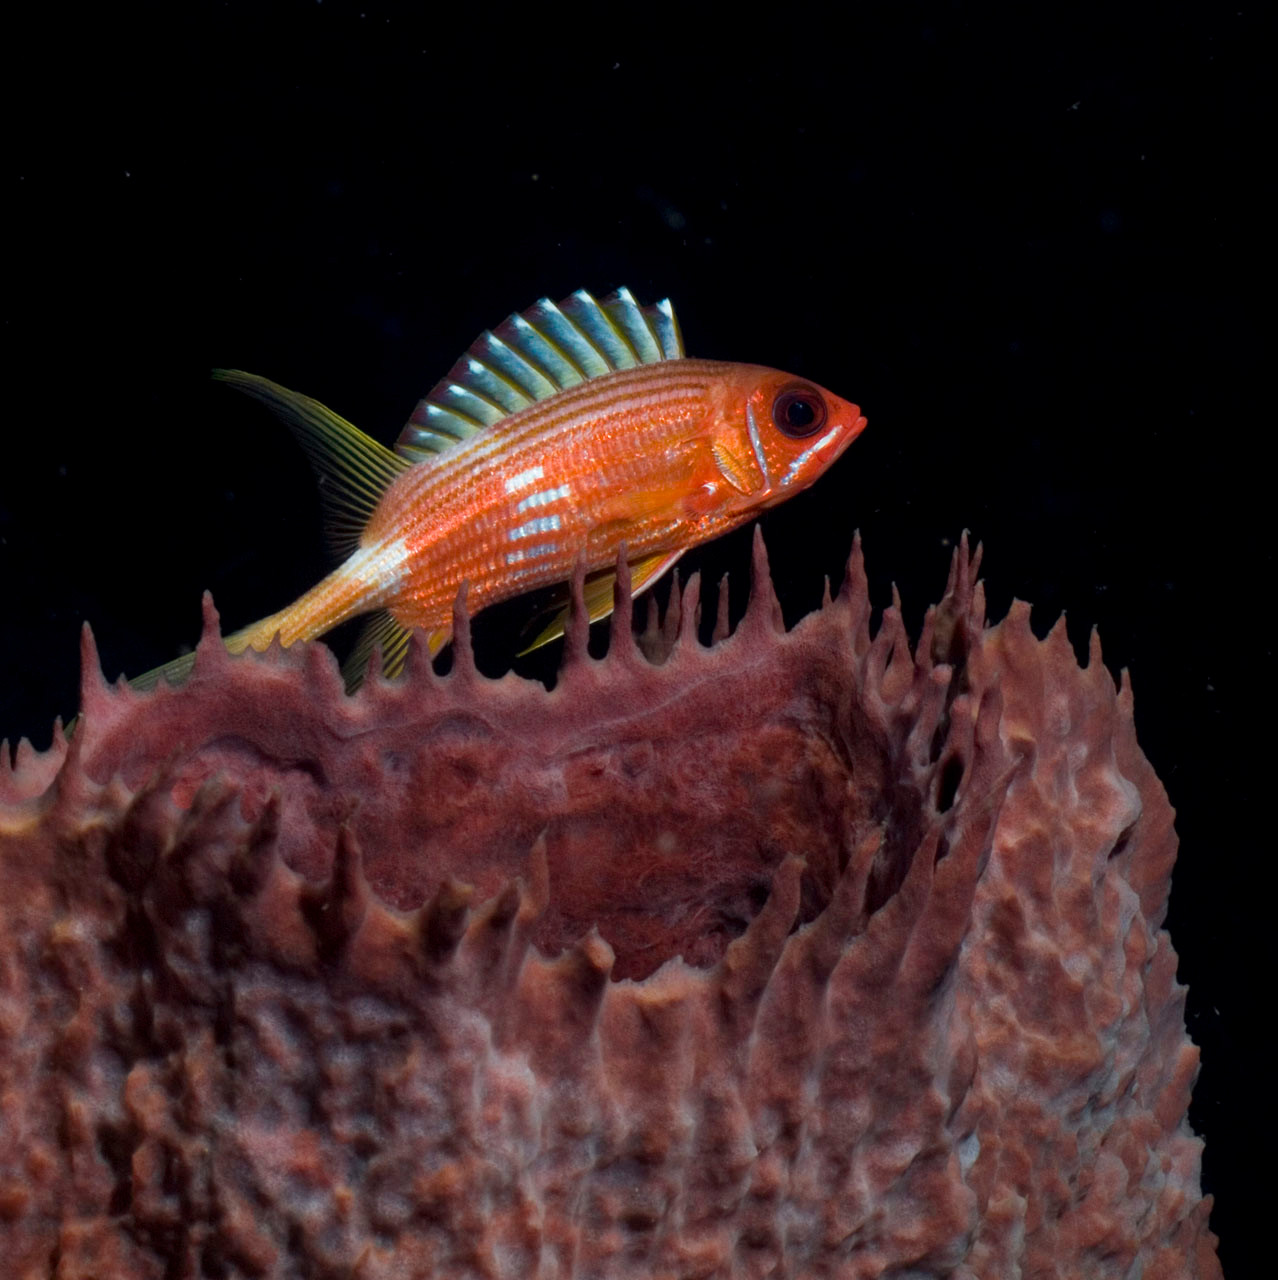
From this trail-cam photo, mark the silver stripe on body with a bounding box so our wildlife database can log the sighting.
[516,483,572,512]
[505,541,560,567]
[343,538,413,594]
[505,464,545,493]
[509,514,563,541]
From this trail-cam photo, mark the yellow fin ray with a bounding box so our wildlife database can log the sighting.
[518,550,684,655]
[126,618,261,693]
[214,369,409,560]
[341,610,413,690]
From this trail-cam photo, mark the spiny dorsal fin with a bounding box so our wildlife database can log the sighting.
[395,287,684,464]
[214,369,409,560]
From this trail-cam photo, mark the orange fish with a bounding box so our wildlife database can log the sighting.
[136,288,867,689]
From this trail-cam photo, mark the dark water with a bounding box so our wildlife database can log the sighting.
[2,4,1262,1267]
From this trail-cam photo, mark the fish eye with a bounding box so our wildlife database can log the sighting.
[771,384,827,438]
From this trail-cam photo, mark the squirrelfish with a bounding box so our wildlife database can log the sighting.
[137,288,867,689]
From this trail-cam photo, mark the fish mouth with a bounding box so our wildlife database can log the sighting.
[823,410,868,466]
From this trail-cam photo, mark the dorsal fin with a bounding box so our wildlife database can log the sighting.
[214,369,410,560]
[394,287,684,464]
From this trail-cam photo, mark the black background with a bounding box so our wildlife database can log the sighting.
[3,3,1261,1267]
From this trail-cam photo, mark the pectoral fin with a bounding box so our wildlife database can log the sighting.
[711,438,765,496]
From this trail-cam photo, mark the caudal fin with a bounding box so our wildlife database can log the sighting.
[128,649,199,693]
[104,372,412,704]
[127,618,264,692]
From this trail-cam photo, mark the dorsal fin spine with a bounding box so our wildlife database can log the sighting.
[465,355,535,413]
[478,332,557,400]
[393,288,685,466]
[523,316,590,381]
[424,402,483,432]
[508,313,588,384]
[565,289,630,368]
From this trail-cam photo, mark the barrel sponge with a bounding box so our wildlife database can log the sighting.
[0,534,1221,1278]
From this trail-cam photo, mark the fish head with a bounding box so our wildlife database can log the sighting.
[707,363,867,511]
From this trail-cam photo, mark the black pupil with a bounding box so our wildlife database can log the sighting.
[773,386,826,437]
[785,398,816,430]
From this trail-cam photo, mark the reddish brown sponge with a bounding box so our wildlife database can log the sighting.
[0,534,1221,1278]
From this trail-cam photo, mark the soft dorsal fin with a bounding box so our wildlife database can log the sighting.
[394,287,684,464]
[214,369,410,560]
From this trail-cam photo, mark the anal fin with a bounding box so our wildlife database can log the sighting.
[341,610,414,690]
[518,549,684,655]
